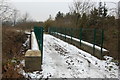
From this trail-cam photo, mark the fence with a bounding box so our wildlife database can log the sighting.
[48,27,108,59]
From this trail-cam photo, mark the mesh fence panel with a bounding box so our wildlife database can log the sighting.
[49,27,103,48]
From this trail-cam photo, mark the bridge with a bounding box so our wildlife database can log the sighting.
[23,26,118,78]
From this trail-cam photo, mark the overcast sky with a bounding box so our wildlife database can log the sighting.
[9,0,120,22]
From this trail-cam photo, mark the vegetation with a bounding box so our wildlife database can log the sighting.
[2,27,26,78]
[1,0,119,78]
[44,1,119,61]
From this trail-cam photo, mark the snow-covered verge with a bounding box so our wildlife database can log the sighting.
[20,34,119,79]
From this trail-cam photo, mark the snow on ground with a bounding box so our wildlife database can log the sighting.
[21,34,119,79]
[31,32,39,50]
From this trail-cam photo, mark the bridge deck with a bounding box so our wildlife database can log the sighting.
[41,34,118,78]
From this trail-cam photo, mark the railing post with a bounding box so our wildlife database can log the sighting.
[56,27,58,37]
[51,27,52,35]
[65,28,66,41]
[70,28,72,43]
[55,27,56,36]
[53,27,54,35]
[101,29,104,59]
[41,27,44,54]
[48,27,50,34]
[30,30,32,49]
[79,28,82,46]
[93,28,96,55]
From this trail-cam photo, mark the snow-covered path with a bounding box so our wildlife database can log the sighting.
[22,34,118,79]
[42,34,118,78]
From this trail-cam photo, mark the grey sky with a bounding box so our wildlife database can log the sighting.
[11,2,71,22]
[9,0,120,22]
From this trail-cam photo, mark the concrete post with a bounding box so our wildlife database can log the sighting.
[25,50,41,72]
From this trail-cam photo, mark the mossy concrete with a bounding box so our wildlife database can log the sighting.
[25,50,42,72]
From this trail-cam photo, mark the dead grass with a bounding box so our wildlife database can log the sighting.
[2,27,27,78]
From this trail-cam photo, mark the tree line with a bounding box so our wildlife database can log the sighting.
[44,0,119,60]
[0,0,34,27]
[44,0,119,32]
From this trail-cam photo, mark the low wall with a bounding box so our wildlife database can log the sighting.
[52,33,109,59]
[25,50,41,71]
[25,32,42,72]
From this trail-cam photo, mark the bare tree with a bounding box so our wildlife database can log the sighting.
[22,12,28,22]
[17,12,33,24]
[69,0,94,15]
[0,0,33,26]
[21,12,31,22]
[106,2,120,19]
[12,9,19,26]
[0,0,16,23]
[118,1,120,19]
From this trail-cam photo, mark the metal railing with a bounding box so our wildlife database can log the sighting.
[48,27,105,59]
